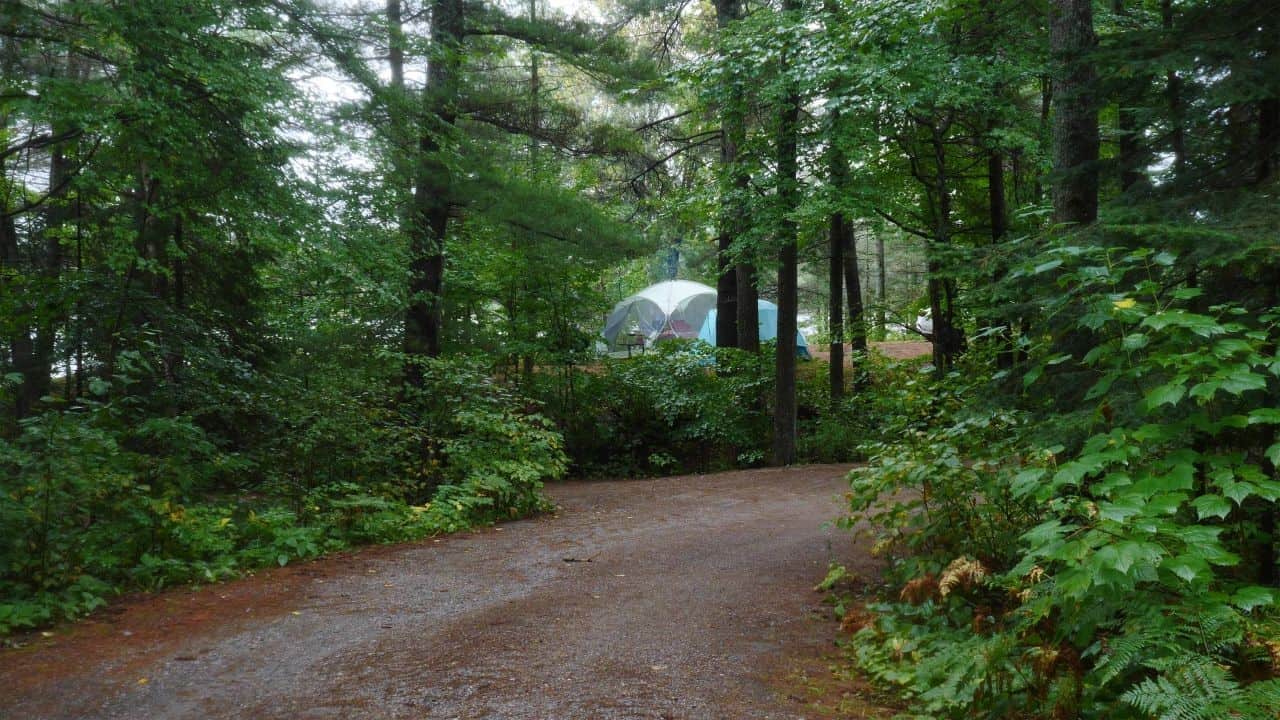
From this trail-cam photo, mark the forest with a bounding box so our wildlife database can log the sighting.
[2,0,1279,717]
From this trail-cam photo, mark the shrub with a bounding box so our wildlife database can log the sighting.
[839,236,1280,718]
[0,354,565,634]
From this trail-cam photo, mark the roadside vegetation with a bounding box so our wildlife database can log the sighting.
[3,0,1279,718]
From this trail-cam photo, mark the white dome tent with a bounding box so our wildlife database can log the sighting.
[601,280,717,351]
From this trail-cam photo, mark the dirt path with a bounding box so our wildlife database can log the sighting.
[1,465,880,720]
[809,341,932,364]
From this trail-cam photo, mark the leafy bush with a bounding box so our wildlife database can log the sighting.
[0,354,564,634]
[530,342,774,476]
[839,235,1280,718]
[529,342,914,476]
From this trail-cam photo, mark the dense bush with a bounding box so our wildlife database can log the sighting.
[529,341,880,477]
[836,234,1280,718]
[0,354,562,634]
[528,342,772,476]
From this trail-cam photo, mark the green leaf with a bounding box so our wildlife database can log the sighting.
[1219,367,1266,395]
[1121,333,1149,351]
[1098,496,1144,523]
[1190,381,1221,402]
[1162,554,1209,583]
[1085,372,1120,400]
[1248,408,1280,425]
[1231,586,1275,612]
[1143,382,1185,410]
[1190,494,1231,520]
[1141,310,1224,337]
[1022,364,1043,388]
[1010,468,1046,498]
[1220,481,1256,505]
[1145,492,1185,515]
[1111,541,1163,574]
[1023,519,1068,548]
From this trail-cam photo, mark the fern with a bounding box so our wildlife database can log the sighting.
[1094,621,1179,687]
[1121,658,1278,720]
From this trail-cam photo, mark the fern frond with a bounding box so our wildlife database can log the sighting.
[1120,657,1279,720]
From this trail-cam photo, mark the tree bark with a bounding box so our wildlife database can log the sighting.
[824,0,845,398]
[828,212,844,399]
[1035,76,1052,201]
[772,0,800,466]
[1258,97,1279,183]
[405,0,464,384]
[735,262,758,351]
[1161,0,1185,179]
[1111,0,1143,192]
[26,104,76,413]
[714,0,743,349]
[0,210,35,420]
[925,119,961,372]
[842,225,865,354]
[875,234,886,338]
[1050,0,1100,225]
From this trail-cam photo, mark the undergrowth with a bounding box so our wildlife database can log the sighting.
[831,229,1280,718]
[0,355,561,635]
[529,340,905,477]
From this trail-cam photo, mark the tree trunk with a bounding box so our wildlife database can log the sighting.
[1161,0,1185,179]
[735,262,758,352]
[0,210,35,420]
[824,0,846,398]
[875,234,886,338]
[828,212,844,399]
[164,217,185,387]
[1258,97,1279,183]
[988,139,1018,369]
[1111,0,1143,192]
[26,117,76,413]
[388,0,405,89]
[842,224,865,354]
[528,0,539,166]
[1050,0,1100,225]
[405,0,464,385]
[715,239,738,347]
[926,119,961,372]
[713,0,743,348]
[1035,76,1052,201]
[772,0,800,466]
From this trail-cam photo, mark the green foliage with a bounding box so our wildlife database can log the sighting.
[530,343,774,476]
[528,342,878,476]
[840,227,1280,719]
[0,354,563,635]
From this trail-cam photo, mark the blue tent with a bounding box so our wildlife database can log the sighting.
[698,299,811,358]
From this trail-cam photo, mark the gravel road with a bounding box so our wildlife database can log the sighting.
[1,465,874,720]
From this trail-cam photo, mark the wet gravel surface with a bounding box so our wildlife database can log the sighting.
[1,465,871,720]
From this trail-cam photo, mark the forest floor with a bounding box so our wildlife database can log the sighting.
[808,340,932,363]
[0,465,898,720]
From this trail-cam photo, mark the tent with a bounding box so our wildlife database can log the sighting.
[601,280,718,348]
[698,299,811,358]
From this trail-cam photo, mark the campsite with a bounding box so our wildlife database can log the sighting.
[2,0,1279,718]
